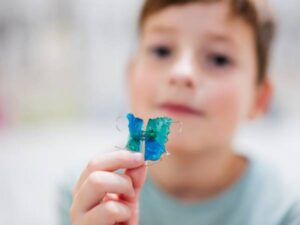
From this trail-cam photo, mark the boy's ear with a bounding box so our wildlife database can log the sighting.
[248,77,273,120]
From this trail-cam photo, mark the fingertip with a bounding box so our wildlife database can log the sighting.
[128,151,144,164]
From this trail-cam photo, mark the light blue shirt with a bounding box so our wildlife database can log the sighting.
[59,156,300,225]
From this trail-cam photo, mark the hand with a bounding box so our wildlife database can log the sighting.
[70,150,147,225]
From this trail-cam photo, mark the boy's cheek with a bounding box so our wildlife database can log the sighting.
[207,84,247,130]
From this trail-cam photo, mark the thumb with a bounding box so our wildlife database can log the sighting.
[125,165,147,192]
[124,165,147,225]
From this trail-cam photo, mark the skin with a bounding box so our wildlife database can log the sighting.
[70,1,273,225]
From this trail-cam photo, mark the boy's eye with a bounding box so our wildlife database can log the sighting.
[208,54,231,67]
[149,46,172,58]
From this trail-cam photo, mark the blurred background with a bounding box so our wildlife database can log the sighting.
[0,0,299,224]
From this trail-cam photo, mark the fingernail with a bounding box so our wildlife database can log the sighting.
[131,152,144,162]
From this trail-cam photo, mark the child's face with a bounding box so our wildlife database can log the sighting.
[128,2,270,153]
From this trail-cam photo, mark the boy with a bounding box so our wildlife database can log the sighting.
[67,0,300,224]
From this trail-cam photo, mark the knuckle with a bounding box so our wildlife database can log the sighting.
[120,174,133,189]
[104,201,122,218]
[121,174,131,183]
[86,159,98,172]
[87,172,104,187]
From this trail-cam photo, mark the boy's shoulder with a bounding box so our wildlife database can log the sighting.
[248,155,299,198]
[241,155,300,225]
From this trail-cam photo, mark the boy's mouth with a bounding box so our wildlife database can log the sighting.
[159,102,204,117]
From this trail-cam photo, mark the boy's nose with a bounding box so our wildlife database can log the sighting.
[169,50,197,89]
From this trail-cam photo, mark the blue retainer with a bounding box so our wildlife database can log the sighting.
[126,113,173,161]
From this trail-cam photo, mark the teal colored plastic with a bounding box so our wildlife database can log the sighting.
[144,117,172,161]
[126,113,143,152]
[125,113,173,161]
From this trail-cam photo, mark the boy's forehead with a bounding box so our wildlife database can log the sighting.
[143,1,252,47]
[142,1,249,42]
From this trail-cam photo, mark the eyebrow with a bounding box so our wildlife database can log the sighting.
[204,32,236,47]
[144,25,236,48]
[146,25,178,35]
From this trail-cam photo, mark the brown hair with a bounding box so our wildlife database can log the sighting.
[138,0,276,84]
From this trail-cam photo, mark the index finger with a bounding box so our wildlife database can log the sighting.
[73,150,144,195]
